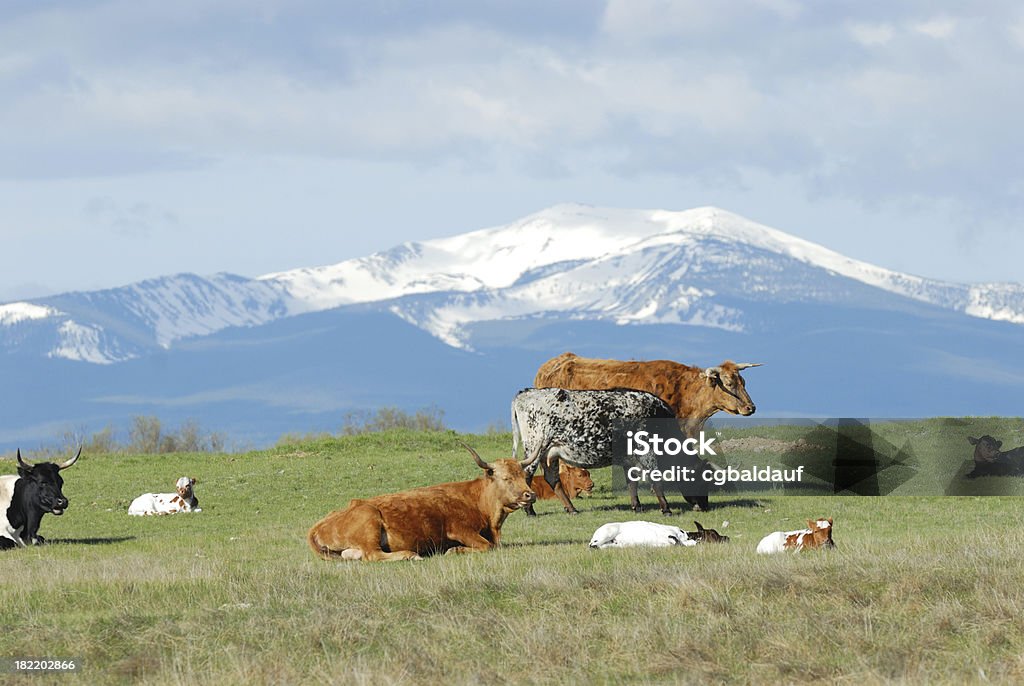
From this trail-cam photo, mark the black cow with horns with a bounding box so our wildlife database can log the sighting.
[1,448,81,549]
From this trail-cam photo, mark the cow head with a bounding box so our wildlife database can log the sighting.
[968,435,1002,463]
[562,465,594,498]
[700,361,760,416]
[806,518,835,549]
[688,520,729,543]
[176,476,196,499]
[16,447,80,516]
[462,442,540,512]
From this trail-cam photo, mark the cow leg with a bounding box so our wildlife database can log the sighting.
[522,458,541,517]
[444,545,487,555]
[0,536,19,550]
[651,482,673,516]
[682,492,708,512]
[627,480,642,512]
[444,527,497,553]
[363,550,423,562]
[21,510,44,545]
[542,458,579,515]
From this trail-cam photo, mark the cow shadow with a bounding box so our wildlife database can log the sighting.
[48,536,136,545]
[579,498,763,514]
[706,498,764,509]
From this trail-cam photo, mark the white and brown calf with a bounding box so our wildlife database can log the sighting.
[128,477,201,516]
[756,518,834,554]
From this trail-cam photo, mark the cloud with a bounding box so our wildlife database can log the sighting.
[85,196,180,238]
[0,0,1021,227]
[848,22,895,46]
[913,16,956,39]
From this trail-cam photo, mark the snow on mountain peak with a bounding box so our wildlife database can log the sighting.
[248,203,1024,349]
[261,204,952,318]
[3,204,1022,363]
[0,302,62,325]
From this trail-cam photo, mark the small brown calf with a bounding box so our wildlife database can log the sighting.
[531,464,594,501]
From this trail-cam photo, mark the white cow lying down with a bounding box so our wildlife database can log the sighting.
[589,520,697,549]
[128,476,201,516]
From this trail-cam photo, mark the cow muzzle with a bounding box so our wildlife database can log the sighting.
[49,498,69,515]
[739,403,755,416]
[520,491,537,506]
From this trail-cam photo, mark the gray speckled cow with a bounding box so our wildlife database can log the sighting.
[512,388,711,516]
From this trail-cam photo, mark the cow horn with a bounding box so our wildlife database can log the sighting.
[58,446,82,470]
[521,436,552,468]
[461,442,492,470]
[16,449,33,470]
[734,363,762,370]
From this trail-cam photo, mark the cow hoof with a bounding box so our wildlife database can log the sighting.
[565,510,580,515]
[660,510,674,517]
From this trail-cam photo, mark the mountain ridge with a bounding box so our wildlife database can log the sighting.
[3,204,1023,363]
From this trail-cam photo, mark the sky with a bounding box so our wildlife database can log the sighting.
[2,0,1023,302]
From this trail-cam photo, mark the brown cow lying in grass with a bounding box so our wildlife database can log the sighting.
[531,464,594,503]
[966,435,1024,478]
[308,442,542,562]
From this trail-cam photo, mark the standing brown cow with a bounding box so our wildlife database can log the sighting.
[534,352,761,437]
[307,443,542,562]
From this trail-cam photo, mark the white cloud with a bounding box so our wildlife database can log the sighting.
[601,0,722,40]
[848,22,896,47]
[913,16,956,39]
[1009,17,1024,48]
[1,1,1023,291]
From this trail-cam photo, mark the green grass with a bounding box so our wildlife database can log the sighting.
[2,428,1024,684]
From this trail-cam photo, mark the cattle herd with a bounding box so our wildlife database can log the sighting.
[4,350,1018,558]
[307,351,834,560]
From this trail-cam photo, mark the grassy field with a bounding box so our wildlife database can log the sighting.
[3,427,1024,684]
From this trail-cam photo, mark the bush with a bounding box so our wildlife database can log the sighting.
[340,406,446,435]
[21,417,230,457]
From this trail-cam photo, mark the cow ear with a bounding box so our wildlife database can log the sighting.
[190,477,197,485]
[996,440,1003,449]
[807,519,816,529]
[694,521,704,531]
[827,518,833,525]
[968,437,979,445]
[701,367,720,386]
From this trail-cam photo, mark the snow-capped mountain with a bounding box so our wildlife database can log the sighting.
[3,204,1023,363]
[3,204,1023,449]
